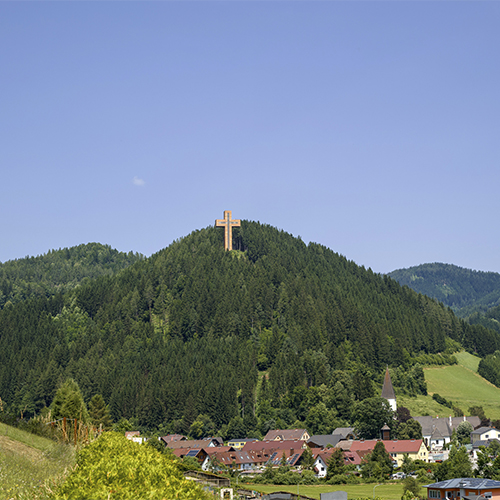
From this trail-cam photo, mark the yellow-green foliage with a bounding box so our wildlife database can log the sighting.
[52,432,210,500]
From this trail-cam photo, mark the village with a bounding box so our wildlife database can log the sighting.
[122,369,500,500]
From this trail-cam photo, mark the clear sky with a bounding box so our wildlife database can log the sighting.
[1,2,499,274]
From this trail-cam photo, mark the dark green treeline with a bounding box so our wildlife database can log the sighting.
[0,222,497,431]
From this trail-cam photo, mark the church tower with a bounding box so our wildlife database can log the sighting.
[381,366,397,411]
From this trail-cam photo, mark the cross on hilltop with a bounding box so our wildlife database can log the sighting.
[215,210,240,251]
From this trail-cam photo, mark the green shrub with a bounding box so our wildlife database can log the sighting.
[52,432,210,499]
[327,474,348,484]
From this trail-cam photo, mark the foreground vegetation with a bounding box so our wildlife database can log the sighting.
[51,432,210,500]
[0,424,74,500]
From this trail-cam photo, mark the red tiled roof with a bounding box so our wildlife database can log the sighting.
[160,434,186,442]
[314,448,362,466]
[205,446,234,455]
[242,440,307,452]
[340,439,424,454]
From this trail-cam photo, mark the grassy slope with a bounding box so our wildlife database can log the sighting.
[399,352,500,420]
[0,424,74,500]
[250,482,404,500]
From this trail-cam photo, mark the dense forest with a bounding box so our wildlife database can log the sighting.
[0,243,143,309]
[389,263,500,317]
[0,223,498,438]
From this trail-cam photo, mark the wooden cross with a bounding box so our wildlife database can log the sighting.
[215,210,241,251]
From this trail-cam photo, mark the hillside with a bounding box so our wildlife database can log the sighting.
[0,242,143,309]
[388,263,500,317]
[396,351,500,420]
[0,221,497,436]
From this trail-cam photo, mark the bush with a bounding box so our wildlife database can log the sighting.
[327,474,348,485]
[52,432,210,499]
[346,474,361,484]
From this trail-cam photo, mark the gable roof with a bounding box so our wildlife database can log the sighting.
[307,434,343,449]
[166,438,220,449]
[315,448,362,467]
[205,446,235,455]
[337,439,424,454]
[160,434,186,443]
[263,429,309,441]
[425,478,500,490]
[413,416,481,439]
[209,448,306,467]
[471,427,498,436]
[450,416,481,431]
[242,439,307,452]
[170,448,207,460]
[332,427,356,439]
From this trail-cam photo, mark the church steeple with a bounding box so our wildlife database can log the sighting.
[381,366,397,411]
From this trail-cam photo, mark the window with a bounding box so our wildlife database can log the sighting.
[429,490,441,498]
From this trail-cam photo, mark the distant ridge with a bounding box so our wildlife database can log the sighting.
[0,242,143,309]
[388,262,500,317]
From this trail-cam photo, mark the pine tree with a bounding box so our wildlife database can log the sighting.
[89,394,113,430]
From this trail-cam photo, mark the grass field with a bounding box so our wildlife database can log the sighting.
[454,351,481,372]
[249,482,405,500]
[0,424,75,500]
[398,351,500,420]
[425,364,500,420]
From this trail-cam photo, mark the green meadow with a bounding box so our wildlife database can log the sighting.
[399,351,500,420]
[249,482,404,500]
[0,423,74,500]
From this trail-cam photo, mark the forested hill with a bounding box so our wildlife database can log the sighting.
[0,243,143,308]
[388,263,500,317]
[0,222,497,433]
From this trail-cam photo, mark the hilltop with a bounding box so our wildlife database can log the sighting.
[0,221,498,436]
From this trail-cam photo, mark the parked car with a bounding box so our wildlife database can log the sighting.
[391,472,406,479]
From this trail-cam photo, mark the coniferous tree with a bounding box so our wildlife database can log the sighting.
[89,394,113,430]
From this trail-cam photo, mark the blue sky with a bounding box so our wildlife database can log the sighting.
[1,2,499,274]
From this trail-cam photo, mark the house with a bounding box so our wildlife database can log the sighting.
[307,434,345,449]
[160,434,186,444]
[227,438,258,450]
[263,429,310,442]
[414,416,481,450]
[313,448,362,478]
[165,438,221,449]
[424,478,500,500]
[242,439,308,453]
[471,439,500,461]
[205,448,306,471]
[124,431,146,444]
[332,427,357,440]
[170,447,208,465]
[471,428,500,444]
[337,439,428,467]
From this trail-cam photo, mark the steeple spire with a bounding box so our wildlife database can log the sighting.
[381,366,397,411]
